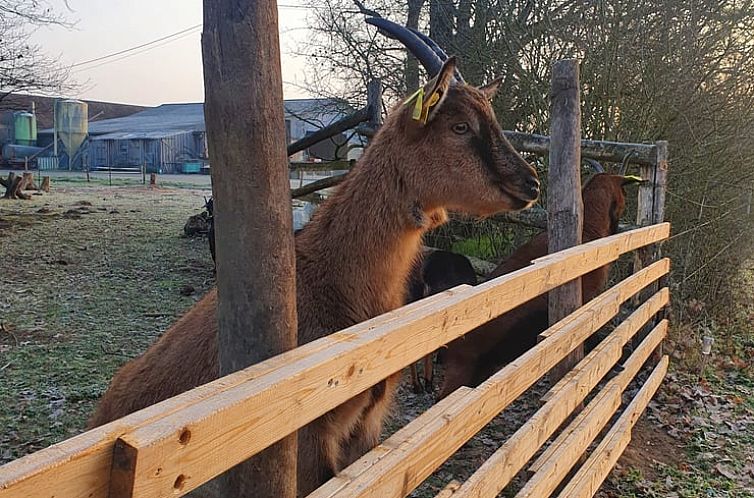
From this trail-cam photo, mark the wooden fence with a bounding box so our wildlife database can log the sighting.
[0,221,670,498]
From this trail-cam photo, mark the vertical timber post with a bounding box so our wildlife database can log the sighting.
[202,1,298,497]
[367,79,383,143]
[633,140,669,358]
[548,59,584,381]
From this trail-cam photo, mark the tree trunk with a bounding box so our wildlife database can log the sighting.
[202,1,298,497]
[2,172,31,200]
[405,0,425,93]
[429,0,454,51]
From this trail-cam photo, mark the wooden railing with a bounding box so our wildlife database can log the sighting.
[0,222,671,498]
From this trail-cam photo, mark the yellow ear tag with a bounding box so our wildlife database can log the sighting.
[419,91,441,124]
[403,87,425,121]
[623,175,644,183]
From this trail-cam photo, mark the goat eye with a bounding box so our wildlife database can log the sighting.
[452,123,469,134]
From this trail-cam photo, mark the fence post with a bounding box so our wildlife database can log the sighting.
[202,1,298,497]
[367,78,383,141]
[548,59,584,381]
[633,140,669,357]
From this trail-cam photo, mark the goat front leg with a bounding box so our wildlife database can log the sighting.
[341,373,401,467]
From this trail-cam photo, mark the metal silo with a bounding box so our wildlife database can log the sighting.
[13,111,37,146]
[54,99,88,161]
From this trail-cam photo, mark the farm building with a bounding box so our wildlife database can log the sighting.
[36,98,363,174]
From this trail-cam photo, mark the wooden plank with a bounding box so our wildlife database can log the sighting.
[521,387,622,493]
[548,59,584,381]
[521,320,668,497]
[0,224,668,498]
[311,277,668,498]
[309,387,473,498]
[286,107,370,156]
[0,291,454,498]
[555,356,669,498]
[541,261,668,401]
[448,292,668,498]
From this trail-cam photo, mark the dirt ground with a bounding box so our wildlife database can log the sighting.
[1,179,753,497]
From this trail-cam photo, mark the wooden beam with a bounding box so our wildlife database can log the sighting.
[354,128,657,165]
[291,173,346,199]
[525,319,668,492]
[548,59,584,380]
[193,2,299,497]
[448,292,669,498]
[504,132,657,166]
[554,356,669,498]
[307,269,668,498]
[286,107,370,157]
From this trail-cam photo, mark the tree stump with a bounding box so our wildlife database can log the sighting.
[1,172,32,200]
[41,176,51,193]
[149,173,157,186]
[22,172,39,191]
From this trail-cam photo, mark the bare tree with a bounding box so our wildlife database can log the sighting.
[0,0,74,102]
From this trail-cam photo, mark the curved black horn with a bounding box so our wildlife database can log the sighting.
[619,151,637,176]
[584,158,605,173]
[408,28,465,83]
[365,17,444,77]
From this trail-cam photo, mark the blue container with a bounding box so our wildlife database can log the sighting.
[182,161,201,174]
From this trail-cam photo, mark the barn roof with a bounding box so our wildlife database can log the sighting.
[39,99,353,139]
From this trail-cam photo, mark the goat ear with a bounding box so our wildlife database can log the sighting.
[405,56,456,125]
[621,175,644,186]
[478,75,503,100]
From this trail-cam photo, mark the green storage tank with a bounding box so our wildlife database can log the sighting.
[14,112,37,146]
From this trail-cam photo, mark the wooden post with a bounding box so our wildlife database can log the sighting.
[149,173,156,186]
[202,1,298,497]
[142,161,146,185]
[633,140,669,357]
[367,79,383,143]
[548,59,584,381]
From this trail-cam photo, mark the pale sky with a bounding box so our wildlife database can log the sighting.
[30,1,313,106]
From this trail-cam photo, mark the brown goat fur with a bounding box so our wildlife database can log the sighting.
[438,173,639,399]
[88,59,539,496]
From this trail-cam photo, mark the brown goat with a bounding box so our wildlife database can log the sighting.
[88,57,539,495]
[438,173,641,400]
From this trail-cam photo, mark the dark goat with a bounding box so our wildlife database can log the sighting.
[438,173,642,399]
[405,250,477,392]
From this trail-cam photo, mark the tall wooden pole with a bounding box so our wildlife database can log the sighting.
[201,2,298,497]
[633,140,669,358]
[548,59,584,380]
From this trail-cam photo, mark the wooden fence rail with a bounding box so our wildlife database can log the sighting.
[0,223,671,498]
